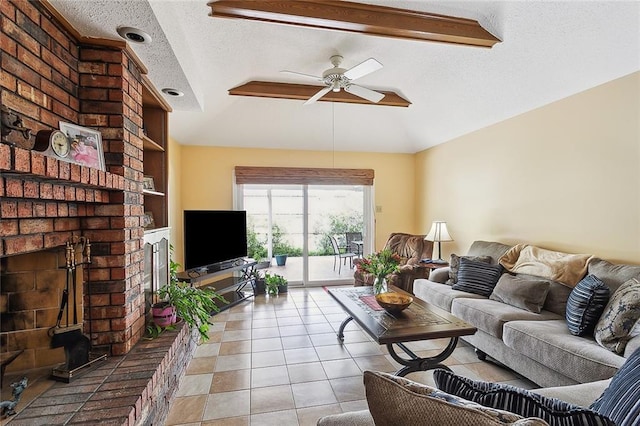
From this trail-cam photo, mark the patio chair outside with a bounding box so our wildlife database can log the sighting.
[329,235,356,274]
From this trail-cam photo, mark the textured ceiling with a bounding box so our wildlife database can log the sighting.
[49,1,640,154]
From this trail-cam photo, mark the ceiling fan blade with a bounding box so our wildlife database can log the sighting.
[344,84,385,103]
[343,58,383,81]
[281,70,323,82]
[304,86,332,105]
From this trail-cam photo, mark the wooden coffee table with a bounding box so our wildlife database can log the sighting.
[328,285,477,377]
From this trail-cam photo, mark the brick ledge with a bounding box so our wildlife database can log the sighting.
[6,323,196,425]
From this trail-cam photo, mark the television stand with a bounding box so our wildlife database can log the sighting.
[176,259,257,312]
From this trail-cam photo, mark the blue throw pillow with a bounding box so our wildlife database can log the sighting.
[590,347,640,426]
[566,274,610,336]
[452,257,503,297]
[433,369,615,426]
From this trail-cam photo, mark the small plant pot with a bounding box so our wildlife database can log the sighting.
[254,278,266,294]
[277,285,288,293]
[275,255,288,266]
[152,303,176,327]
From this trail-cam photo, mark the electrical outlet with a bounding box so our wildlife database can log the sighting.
[375,205,382,213]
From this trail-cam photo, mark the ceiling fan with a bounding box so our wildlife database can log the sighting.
[282,55,385,105]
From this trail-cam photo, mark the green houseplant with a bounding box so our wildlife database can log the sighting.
[264,272,287,296]
[149,247,227,342]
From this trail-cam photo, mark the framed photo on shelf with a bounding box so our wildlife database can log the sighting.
[59,122,106,171]
[142,211,155,229]
[143,175,156,191]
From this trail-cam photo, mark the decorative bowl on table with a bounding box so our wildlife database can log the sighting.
[375,292,413,314]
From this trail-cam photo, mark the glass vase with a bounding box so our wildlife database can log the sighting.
[373,276,388,295]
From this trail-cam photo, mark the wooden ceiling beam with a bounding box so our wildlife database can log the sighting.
[208,0,500,48]
[229,81,411,107]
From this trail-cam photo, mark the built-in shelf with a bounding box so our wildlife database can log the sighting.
[143,189,165,197]
[142,135,164,152]
[142,75,171,230]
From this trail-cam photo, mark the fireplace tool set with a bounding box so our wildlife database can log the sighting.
[49,236,106,382]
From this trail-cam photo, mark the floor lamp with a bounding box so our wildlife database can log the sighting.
[425,221,453,262]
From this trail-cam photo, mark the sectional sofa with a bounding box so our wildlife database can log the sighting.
[414,240,639,388]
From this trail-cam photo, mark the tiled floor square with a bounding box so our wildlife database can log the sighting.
[203,390,250,420]
[251,365,290,388]
[287,362,328,383]
[210,369,251,393]
[291,381,338,408]
[252,349,286,368]
[250,384,295,414]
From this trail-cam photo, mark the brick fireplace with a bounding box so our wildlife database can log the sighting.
[1,2,190,423]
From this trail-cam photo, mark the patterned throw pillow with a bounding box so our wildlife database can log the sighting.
[594,277,640,354]
[433,369,614,426]
[565,274,610,336]
[364,370,548,426]
[448,254,493,284]
[452,257,503,297]
[590,347,640,426]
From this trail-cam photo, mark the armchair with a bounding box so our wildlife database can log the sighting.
[354,233,434,294]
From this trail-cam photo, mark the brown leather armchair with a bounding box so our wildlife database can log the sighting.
[354,233,434,295]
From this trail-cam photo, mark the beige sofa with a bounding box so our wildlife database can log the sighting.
[414,240,640,388]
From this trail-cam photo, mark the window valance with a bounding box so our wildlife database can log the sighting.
[234,166,374,186]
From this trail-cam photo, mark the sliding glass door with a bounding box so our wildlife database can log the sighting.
[237,183,372,286]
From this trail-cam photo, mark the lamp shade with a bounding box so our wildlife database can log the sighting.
[425,221,453,242]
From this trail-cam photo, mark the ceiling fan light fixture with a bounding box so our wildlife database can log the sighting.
[116,26,152,44]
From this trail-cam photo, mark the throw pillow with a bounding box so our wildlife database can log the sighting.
[590,347,640,426]
[490,274,551,313]
[433,369,615,426]
[363,370,547,426]
[448,254,493,284]
[594,277,640,354]
[452,257,503,297]
[565,274,610,336]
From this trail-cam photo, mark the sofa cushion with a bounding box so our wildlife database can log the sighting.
[363,370,545,426]
[502,319,625,383]
[565,274,610,336]
[452,258,503,297]
[587,258,640,293]
[467,241,512,264]
[413,279,486,311]
[451,298,561,339]
[590,347,640,426]
[448,253,492,284]
[490,274,551,313]
[433,369,615,426]
[594,277,640,354]
[543,280,573,316]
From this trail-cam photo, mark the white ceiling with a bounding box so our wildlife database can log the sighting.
[49,1,640,154]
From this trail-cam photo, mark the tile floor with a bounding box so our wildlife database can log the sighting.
[166,286,537,426]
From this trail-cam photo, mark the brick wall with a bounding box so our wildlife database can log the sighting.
[1,0,147,360]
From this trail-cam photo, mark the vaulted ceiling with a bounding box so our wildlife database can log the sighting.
[49,1,640,153]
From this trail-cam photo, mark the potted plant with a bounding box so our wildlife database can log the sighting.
[250,268,266,294]
[264,272,287,295]
[149,248,227,342]
[274,254,288,266]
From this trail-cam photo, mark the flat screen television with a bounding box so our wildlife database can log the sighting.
[184,210,248,271]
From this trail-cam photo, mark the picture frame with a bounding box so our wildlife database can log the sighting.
[58,121,106,171]
[142,211,155,229]
[143,175,156,191]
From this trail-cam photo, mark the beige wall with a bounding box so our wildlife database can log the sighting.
[168,137,183,266]
[416,72,640,264]
[175,147,417,259]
